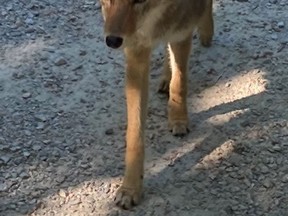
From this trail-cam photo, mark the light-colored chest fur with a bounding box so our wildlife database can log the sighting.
[135,0,205,47]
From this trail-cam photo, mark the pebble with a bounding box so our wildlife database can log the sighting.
[282,174,288,183]
[12,71,25,79]
[260,165,270,174]
[69,200,81,206]
[24,130,32,136]
[43,140,51,144]
[10,144,21,152]
[271,34,278,40]
[36,122,45,130]
[6,4,13,11]
[34,114,48,122]
[22,92,32,99]
[277,21,284,28]
[0,155,11,164]
[0,182,8,192]
[25,27,35,33]
[25,17,34,25]
[54,57,68,66]
[23,151,31,157]
[19,171,30,179]
[272,144,282,152]
[32,144,42,151]
[105,128,114,135]
[240,120,250,127]
[269,0,278,3]
[263,179,273,188]
[59,189,67,198]
[225,82,231,87]
[79,50,87,56]
[56,176,66,184]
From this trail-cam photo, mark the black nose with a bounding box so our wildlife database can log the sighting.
[105,36,123,49]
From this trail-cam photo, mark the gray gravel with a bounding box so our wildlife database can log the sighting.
[0,0,288,215]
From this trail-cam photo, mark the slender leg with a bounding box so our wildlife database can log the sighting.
[115,46,151,209]
[168,35,192,136]
[198,0,214,47]
[158,45,171,94]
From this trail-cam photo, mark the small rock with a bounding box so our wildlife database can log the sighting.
[25,17,34,25]
[25,27,35,33]
[59,189,67,198]
[79,50,87,56]
[282,174,288,183]
[42,140,51,144]
[69,199,81,206]
[272,144,281,152]
[269,0,278,3]
[54,57,67,66]
[105,128,114,135]
[19,171,30,179]
[263,179,273,188]
[224,205,234,215]
[72,64,83,71]
[34,114,48,122]
[0,182,8,192]
[6,4,13,11]
[106,141,113,145]
[240,120,250,127]
[271,34,278,40]
[260,165,270,174]
[12,71,25,79]
[32,144,42,151]
[36,122,45,130]
[0,155,11,164]
[104,183,111,194]
[29,165,37,171]
[277,21,284,28]
[23,151,31,157]
[22,92,32,99]
[24,130,32,136]
[10,145,21,152]
[56,176,66,184]
[80,98,87,103]
[231,186,241,192]
[225,82,231,88]
[1,11,8,16]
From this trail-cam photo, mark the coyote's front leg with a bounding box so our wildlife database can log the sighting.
[168,35,192,136]
[115,47,151,209]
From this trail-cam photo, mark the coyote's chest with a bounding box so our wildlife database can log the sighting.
[135,3,200,46]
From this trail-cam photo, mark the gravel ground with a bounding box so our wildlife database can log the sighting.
[0,0,288,215]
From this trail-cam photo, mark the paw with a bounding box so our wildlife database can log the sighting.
[158,78,170,94]
[114,186,142,210]
[169,120,189,136]
[200,35,212,47]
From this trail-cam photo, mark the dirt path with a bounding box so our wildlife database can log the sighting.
[0,0,288,215]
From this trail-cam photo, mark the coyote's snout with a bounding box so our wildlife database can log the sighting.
[101,0,138,48]
[99,0,214,209]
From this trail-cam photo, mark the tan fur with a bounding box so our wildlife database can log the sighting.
[99,0,214,209]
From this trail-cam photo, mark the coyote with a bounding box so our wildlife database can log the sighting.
[99,0,214,209]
